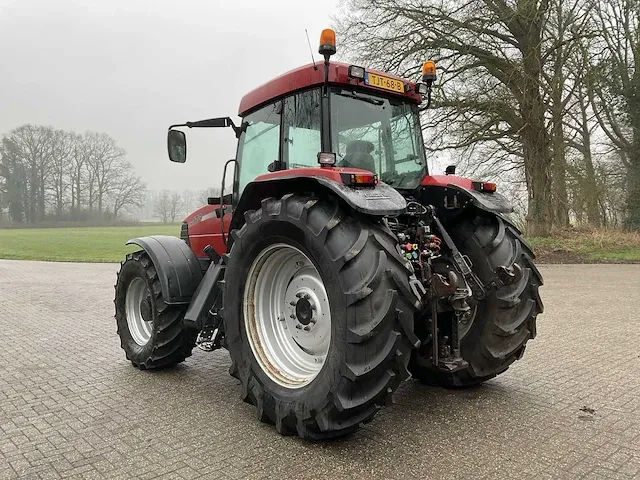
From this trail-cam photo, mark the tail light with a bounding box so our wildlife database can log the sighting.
[472,181,497,193]
[180,222,190,246]
[340,172,378,186]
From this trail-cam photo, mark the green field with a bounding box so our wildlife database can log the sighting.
[0,225,180,262]
[529,229,640,263]
[1,224,639,263]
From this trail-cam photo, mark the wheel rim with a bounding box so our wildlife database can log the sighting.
[243,243,331,389]
[125,277,153,346]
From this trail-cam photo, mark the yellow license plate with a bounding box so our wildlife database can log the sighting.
[365,72,404,93]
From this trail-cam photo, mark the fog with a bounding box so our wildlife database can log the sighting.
[0,0,339,191]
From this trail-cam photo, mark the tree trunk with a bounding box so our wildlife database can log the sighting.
[626,151,640,229]
[625,107,640,229]
[551,111,569,227]
[523,125,553,236]
[520,24,553,237]
[38,177,46,221]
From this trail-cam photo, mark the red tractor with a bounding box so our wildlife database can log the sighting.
[114,29,543,439]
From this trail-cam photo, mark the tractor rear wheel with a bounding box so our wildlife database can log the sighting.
[223,195,420,439]
[410,212,543,387]
[114,251,197,369]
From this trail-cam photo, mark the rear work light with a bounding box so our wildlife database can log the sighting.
[341,172,378,186]
[416,83,429,94]
[348,65,365,79]
[317,152,337,166]
[472,181,497,193]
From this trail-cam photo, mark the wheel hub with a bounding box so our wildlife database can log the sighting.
[140,297,152,323]
[295,297,313,325]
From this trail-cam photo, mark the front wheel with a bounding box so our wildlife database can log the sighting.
[223,195,420,439]
[114,251,197,369]
[410,212,543,387]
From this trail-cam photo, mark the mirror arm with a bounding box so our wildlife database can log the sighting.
[168,118,241,137]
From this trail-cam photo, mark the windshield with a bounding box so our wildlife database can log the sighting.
[330,87,427,189]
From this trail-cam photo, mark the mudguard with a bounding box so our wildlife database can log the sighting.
[126,235,202,304]
[230,172,407,233]
[448,184,513,214]
[421,174,513,215]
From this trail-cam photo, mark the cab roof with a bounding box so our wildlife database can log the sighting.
[238,61,423,116]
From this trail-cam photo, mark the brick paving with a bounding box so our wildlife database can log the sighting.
[1,260,639,479]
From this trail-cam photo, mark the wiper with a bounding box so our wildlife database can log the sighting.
[334,90,385,106]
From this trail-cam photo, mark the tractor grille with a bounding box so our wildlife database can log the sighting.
[180,222,190,246]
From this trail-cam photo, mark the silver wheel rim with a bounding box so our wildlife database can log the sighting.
[125,277,153,346]
[243,243,331,389]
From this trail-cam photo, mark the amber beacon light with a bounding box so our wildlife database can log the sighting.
[319,28,336,56]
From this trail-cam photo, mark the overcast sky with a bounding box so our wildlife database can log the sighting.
[0,0,341,191]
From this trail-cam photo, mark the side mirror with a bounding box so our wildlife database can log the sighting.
[167,129,187,163]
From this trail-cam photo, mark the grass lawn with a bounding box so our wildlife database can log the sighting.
[0,225,180,263]
[1,224,638,264]
[529,229,640,263]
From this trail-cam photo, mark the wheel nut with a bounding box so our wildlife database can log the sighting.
[289,301,297,306]
[303,293,310,300]
[303,326,310,331]
[290,314,296,319]
[295,324,302,329]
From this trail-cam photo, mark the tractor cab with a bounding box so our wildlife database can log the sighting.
[167,28,436,207]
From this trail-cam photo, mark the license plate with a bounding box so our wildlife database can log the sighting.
[365,72,404,93]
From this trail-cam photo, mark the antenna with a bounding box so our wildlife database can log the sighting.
[305,29,318,70]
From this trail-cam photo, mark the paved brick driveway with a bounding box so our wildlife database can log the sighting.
[1,260,639,479]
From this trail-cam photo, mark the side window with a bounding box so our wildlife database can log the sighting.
[237,102,281,194]
[282,89,321,168]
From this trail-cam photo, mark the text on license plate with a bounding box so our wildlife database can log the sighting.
[365,72,405,93]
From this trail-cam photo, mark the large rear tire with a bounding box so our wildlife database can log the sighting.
[223,195,420,439]
[410,212,543,387]
[114,251,197,369]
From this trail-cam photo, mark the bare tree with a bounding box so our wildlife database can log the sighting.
[169,191,183,223]
[84,132,126,214]
[337,0,597,235]
[0,125,56,223]
[111,163,147,219]
[153,189,171,223]
[588,0,640,228]
[49,130,75,217]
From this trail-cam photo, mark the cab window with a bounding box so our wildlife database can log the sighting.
[282,88,321,168]
[236,102,281,195]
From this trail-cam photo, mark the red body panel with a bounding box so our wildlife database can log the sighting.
[421,174,476,190]
[238,62,423,116]
[254,165,374,183]
[183,204,231,257]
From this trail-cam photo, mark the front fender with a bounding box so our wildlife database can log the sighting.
[126,235,202,304]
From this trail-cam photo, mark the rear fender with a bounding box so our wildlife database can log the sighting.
[126,235,202,305]
[420,183,513,218]
[229,173,406,234]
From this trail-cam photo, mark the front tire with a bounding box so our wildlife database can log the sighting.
[114,251,197,369]
[410,212,543,387]
[223,195,420,439]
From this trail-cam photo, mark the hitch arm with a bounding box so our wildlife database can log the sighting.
[433,216,486,300]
